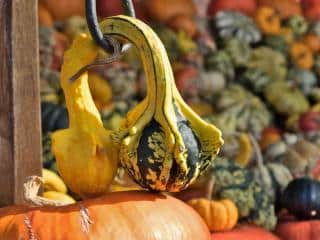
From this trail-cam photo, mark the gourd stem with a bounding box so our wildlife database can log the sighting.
[205,175,215,201]
[24,176,71,207]
[249,134,264,169]
[249,134,268,185]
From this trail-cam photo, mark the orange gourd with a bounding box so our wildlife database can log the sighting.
[257,0,302,19]
[290,42,314,70]
[303,34,320,53]
[255,7,281,35]
[212,224,280,240]
[38,3,53,27]
[40,0,85,20]
[144,0,197,24]
[275,220,320,240]
[187,177,238,232]
[167,14,198,38]
[207,0,257,16]
[280,27,295,44]
[188,198,239,232]
[259,127,281,150]
[0,177,211,240]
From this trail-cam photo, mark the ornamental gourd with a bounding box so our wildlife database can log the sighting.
[285,15,308,36]
[247,47,287,82]
[212,158,277,230]
[290,42,314,70]
[52,35,119,198]
[281,178,320,220]
[99,16,223,192]
[254,7,281,35]
[257,0,302,19]
[211,84,272,135]
[187,174,239,232]
[41,102,69,133]
[211,11,261,44]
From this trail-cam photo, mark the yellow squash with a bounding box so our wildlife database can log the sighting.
[51,34,119,199]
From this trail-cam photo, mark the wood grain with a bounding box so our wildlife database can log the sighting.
[0,0,41,205]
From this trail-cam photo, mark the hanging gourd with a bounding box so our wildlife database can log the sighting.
[98,16,223,192]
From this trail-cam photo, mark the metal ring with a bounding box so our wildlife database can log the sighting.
[85,0,135,54]
[69,35,123,83]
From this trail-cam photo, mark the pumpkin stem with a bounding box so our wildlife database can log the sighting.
[24,176,71,207]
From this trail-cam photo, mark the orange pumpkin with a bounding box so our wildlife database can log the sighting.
[275,220,320,240]
[257,0,302,19]
[188,198,239,232]
[255,7,281,35]
[38,3,53,27]
[303,34,320,53]
[207,0,257,16]
[290,42,314,70]
[40,0,85,20]
[167,14,198,38]
[212,224,280,240]
[0,179,210,239]
[144,0,197,23]
[301,0,320,21]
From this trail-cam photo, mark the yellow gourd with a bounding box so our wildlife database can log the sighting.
[235,133,253,167]
[42,168,67,193]
[88,73,113,106]
[43,191,76,204]
[51,35,119,199]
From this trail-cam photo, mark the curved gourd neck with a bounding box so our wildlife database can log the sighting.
[100,16,174,107]
[60,34,102,129]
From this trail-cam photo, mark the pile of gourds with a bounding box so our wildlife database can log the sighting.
[4,0,320,239]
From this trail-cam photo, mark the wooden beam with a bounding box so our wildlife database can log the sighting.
[0,0,41,205]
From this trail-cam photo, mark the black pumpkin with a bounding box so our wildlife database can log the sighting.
[281,178,320,220]
[41,102,69,133]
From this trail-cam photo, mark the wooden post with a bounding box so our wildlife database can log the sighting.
[0,0,41,205]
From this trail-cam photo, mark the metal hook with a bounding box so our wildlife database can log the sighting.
[85,0,136,54]
[69,0,136,82]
